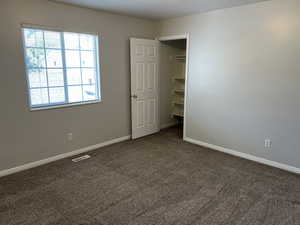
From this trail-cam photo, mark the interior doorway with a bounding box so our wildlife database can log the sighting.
[158,34,189,139]
[130,34,189,140]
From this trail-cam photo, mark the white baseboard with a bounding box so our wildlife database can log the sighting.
[184,137,300,175]
[160,121,178,130]
[0,135,131,178]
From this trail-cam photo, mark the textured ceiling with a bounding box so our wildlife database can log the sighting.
[53,0,271,20]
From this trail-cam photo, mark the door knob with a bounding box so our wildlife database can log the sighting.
[131,94,138,99]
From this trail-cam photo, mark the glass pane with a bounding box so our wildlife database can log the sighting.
[67,68,81,85]
[82,68,96,85]
[49,87,65,103]
[44,31,61,48]
[24,29,44,48]
[30,88,49,106]
[26,48,46,68]
[48,69,64,87]
[64,32,79,49]
[68,85,82,103]
[46,49,63,68]
[83,85,97,101]
[65,50,80,67]
[81,51,95,67]
[28,69,47,88]
[80,34,94,50]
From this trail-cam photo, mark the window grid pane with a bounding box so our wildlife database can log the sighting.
[50,87,65,103]
[24,29,44,48]
[64,32,80,50]
[80,34,95,50]
[26,48,46,69]
[45,49,63,68]
[44,31,61,49]
[68,85,83,103]
[28,69,48,88]
[47,69,64,87]
[23,28,100,109]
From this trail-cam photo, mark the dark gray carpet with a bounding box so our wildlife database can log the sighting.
[0,127,299,225]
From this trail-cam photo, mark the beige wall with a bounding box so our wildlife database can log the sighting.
[158,0,300,168]
[0,0,157,171]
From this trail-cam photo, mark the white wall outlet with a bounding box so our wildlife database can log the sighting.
[264,139,272,148]
[67,133,73,141]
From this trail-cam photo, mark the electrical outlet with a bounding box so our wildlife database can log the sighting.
[264,139,272,148]
[67,133,73,141]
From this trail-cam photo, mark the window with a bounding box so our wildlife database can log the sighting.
[22,27,101,110]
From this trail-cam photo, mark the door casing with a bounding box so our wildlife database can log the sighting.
[130,34,190,139]
[157,34,190,140]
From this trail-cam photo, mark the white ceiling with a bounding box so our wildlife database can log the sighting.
[53,0,270,20]
[52,0,268,19]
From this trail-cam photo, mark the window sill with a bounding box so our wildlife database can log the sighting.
[30,100,102,112]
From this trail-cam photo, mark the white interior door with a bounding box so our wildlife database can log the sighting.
[130,38,160,139]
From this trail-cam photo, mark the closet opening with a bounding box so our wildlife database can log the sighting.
[159,35,188,139]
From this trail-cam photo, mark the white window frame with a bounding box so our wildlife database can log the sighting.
[21,25,102,111]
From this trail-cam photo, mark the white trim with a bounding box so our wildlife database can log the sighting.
[21,23,100,36]
[160,121,178,130]
[183,34,190,140]
[0,135,131,178]
[30,100,101,111]
[184,137,300,174]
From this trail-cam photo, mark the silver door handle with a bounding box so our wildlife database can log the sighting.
[131,94,138,99]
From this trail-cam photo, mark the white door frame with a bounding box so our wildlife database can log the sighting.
[157,33,190,140]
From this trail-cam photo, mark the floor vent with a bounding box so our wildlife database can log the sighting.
[72,155,91,163]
